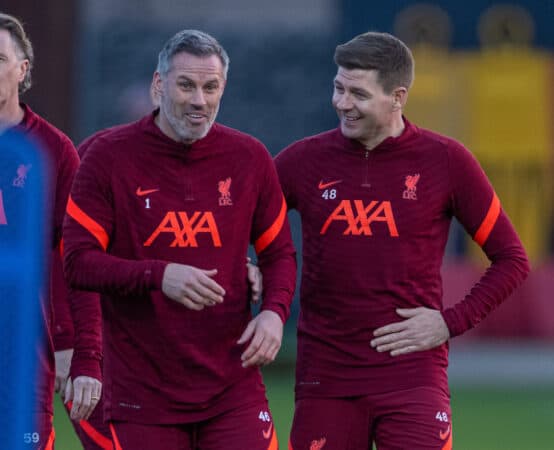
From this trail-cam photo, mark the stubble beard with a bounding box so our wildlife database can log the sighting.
[340,112,383,144]
[162,96,219,144]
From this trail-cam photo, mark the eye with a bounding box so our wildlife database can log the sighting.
[334,85,344,93]
[351,89,369,100]
[178,81,194,90]
[204,83,219,93]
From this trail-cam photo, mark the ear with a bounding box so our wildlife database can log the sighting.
[152,71,163,96]
[151,72,162,106]
[392,87,408,111]
[17,59,29,84]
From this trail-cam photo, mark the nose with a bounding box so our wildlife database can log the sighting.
[334,93,352,111]
[190,88,206,107]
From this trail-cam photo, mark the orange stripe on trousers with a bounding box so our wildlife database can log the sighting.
[288,440,294,450]
[81,420,113,450]
[266,427,278,450]
[65,401,113,450]
[66,195,109,250]
[44,428,55,450]
[109,423,123,450]
[441,425,453,450]
[255,196,287,254]
[473,192,500,246]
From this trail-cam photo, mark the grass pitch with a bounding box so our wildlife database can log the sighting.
[53,367,554,449]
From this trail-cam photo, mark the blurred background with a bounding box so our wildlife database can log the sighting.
[4,0,554,448]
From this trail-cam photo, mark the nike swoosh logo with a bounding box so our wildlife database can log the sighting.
[439,425,451,440]
[262,423,273,439]
[318,180,342,190]
[136,187,160,196]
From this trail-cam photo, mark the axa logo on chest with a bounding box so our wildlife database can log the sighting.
[320,200,399,237]
[144,211,222,247]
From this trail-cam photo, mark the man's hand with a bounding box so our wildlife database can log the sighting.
[54,349,73,399]
[370,307,450,356]
[246,257,263,304]
[238,310,283,367]
[64,376,102,421]
[162,263,225,310]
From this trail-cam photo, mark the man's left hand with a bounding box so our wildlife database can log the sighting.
[246,257,262,304]
[238,310,283,367]
[370,307,450,356]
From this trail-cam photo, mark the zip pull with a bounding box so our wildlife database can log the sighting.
[362,150,371,188]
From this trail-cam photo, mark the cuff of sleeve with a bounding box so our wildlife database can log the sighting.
[70,351,102,381]
[442,308,464,338]
[149,261,170,290]
[261,294,290,325]
[53,333,74,352]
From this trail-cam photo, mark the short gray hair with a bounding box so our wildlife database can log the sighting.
[156,29,229,79]
[0,13,34,94]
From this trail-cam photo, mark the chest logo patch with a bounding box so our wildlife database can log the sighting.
[403,173,420,200]
[218,177,233,206]
[12,163,32,188]
[136,187,159,197]
[318,179,342,190]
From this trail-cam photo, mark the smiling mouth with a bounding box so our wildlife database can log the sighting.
[344,115,359,120]
[342,115,360,124]
[185,113,209,125]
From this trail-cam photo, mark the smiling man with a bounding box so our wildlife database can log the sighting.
[275,31,529,450]
[63,30,296,449]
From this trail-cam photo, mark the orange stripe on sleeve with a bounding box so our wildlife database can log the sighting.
[254,196,287,254]
[473,192,500,247]
[109,423,123,450]
[66,195,109,251]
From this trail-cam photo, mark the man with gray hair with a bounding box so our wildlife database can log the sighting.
[63,29,296,449]
[0,12,107,449]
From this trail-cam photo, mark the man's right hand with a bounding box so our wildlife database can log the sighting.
[162,263,225,310]
[64,376,102,421]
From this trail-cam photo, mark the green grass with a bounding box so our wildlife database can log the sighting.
[53,396,82,449]
[53,369,554,449]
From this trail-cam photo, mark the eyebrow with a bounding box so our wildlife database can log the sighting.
[175,75,221,85]
[351,87,369,95]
